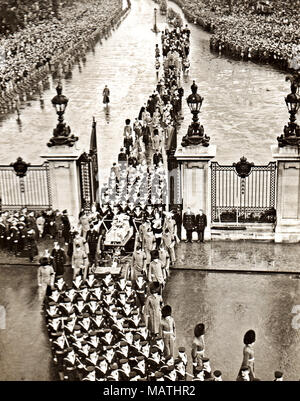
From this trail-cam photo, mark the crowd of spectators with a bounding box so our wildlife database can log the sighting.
[171,0,300,71]
[0,0,130,113]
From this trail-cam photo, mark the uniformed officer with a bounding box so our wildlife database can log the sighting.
[63,347,78,381]
[148,250,164,287]
[131,245,147,281]
[51,242,67,276]
[107,363,119,381]
[182,207,195,243]
[82,365,96,381]
[133,275,147,310]
[118,358,131,381]
[86,225,100,265]
[202,357,213,380]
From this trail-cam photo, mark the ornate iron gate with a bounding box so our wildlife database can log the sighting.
[211,157,276,223]
[77,152,93,211]
[77,118,99,211]
[0,159,52,210]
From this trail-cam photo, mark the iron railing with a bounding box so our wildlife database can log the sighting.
[0,163,52,210]
[211,161,276,223]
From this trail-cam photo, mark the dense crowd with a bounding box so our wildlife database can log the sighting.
[0,1,59,35]
[0,0,130,114]
[172,0,300,71]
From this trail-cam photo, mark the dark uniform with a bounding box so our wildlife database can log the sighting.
[195,212,207,242]
[51,247,67,275]
[86,229,100,265]
[182,210,195,242]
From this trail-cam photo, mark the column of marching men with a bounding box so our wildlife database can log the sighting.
[39,27,220,381]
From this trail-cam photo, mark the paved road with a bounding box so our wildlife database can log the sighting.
[0,0,288,188]
[0,0,299,381]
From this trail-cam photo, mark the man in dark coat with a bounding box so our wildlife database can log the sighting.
[61,210,71,245]
[153,150,163,167]
[195,209,207,243]
[118,148,127,162]
[86,225,100,265]
[25,228,38,262]
[51,242,67,276]
[182,207,195,243]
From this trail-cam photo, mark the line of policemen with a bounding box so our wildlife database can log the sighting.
[45,272,190,381]
[0,208,71,259]
[0,210,39,261]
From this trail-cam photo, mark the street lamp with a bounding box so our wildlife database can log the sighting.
[277,73,300,147]
[47,83,78,147]
[285,86,300,122]
[181,81,210,147]
[152,8,160,33]
[51,83,68,121]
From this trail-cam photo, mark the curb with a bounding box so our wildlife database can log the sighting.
[0,262,72,267]
[170,266,300,276]
[1,263,299,276]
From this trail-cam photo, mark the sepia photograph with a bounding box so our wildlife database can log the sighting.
[0,0,299,384]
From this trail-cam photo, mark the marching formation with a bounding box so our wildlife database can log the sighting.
[41,26,219,382]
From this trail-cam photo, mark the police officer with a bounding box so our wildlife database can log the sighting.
[182,207,195,243]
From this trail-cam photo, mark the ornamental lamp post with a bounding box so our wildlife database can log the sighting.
[51,83,68,123]
[47,83,78,147]
[181,81,210,147]
[187,82,204,122]
[285,86,300,123]
[277,74,300,147]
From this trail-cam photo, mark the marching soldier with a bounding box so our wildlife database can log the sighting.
[133,274,147,310]
[51,242,67,276]
[161,228,176,266]
[131,245,147,281]
[62,347,78,381]
[158,243,170,279]
[37,256,55,300]
[202,357,213,380]
[118,358,131,381]
[107,363,119,381]
[175,358,186,381]
[24,228,38,262]
[147,346,163,378]
[133,355,147,379]
[96,356,109,380]
[148,250,164,287]
[51,332,68,380]
[86,225,100,265]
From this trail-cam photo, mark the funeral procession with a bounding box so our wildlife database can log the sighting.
[0,0,300,387]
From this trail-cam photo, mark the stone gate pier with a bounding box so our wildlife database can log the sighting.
[272,145,300,243]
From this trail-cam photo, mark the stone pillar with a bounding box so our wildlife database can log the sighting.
[272,145,300,243]
[41,146,81,225]
[175,145,216,240]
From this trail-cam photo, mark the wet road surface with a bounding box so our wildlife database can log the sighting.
[0,0,299,381]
